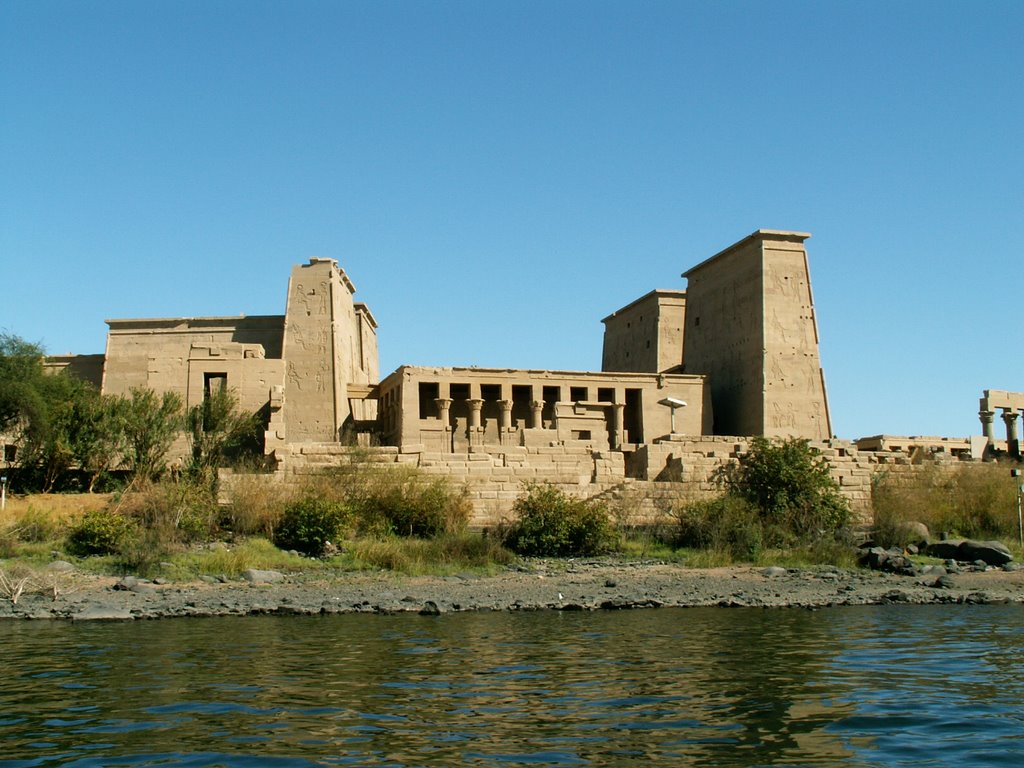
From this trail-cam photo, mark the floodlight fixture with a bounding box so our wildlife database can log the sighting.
[657,397,687,434]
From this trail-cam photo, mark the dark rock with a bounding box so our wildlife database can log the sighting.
[925,539,1013,566]
[880,589,913,603]
[419,600,441,616]
[933,574,956,589]
[959,540,1013,566]
[859,547,890,570]
[604,579,617,588]
[859,548,916,575]
[558,603,587,611]
[926,540,964,560]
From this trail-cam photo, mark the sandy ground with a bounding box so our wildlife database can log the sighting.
[2,559,1022,621]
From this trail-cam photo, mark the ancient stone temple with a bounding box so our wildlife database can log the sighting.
[603,230,831,439]
[25,229,1019,524]
[95,258,379,453]
[46,229,841,458]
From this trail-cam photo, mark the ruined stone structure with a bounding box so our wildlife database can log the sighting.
[979,389,1024,458]
[36,227,1007,525]
[603,230,831,439]
[95,258,378,455]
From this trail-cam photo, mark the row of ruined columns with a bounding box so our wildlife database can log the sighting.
[433,397,627,451]
[979,408,1021,457]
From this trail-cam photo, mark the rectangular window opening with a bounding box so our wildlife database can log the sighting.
[418,382,440,419]
[204,372,227,398]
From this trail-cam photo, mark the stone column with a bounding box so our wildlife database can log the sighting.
[467,398,484,448]
[435,398,452,453]
[530,400,544,429]
[979,409,995,445]
[610,402,625,449]
[1003,409,1020,457]
[497,400,513,444]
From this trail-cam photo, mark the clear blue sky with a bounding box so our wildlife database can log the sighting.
[2,0,1021,440]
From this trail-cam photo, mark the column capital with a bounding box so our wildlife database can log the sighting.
[466,398,484,410]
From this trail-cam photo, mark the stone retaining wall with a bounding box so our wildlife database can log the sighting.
[221,437,978,528]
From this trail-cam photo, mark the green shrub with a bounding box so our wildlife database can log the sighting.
[356,475,471,537]
[503,483,616,557]
[273,497,350,556]
[66,508,134,556]
[717,437,850,540]
[345,533,514,574]
[309,461,471,538]
[674,495,764,559]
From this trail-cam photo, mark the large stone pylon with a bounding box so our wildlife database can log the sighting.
[681,230,832,439]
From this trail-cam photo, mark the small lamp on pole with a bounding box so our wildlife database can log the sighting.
[658,397,687,436]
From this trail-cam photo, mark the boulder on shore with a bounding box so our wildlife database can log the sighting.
[924,539,1013,566]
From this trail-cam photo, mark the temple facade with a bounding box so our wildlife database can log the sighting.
[41,230,841,487]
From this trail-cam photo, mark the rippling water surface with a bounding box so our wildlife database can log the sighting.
[2,605,1023,767]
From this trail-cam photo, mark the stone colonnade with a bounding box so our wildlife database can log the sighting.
[979,389,1024,458]
[432,392,627,450]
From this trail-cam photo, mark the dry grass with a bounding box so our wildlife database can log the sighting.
[872,462,1020,545]
[222,474,296,536]
[1,493,112,524]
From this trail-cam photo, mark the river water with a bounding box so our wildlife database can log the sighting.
[1,605,1022,767]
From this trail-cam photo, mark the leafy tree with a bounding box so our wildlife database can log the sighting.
[122,387,184,484]
[185,386,261,484]
[71,392,128,492]
[717,436,849,541]
[0,333,48,446]
[1,335,110,491]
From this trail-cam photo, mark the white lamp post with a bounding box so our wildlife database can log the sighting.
[658,397,687,435]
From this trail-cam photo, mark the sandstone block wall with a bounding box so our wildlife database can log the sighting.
[221,435,986,531]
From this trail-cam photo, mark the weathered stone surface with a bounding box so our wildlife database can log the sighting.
[71,605,134,621]
[242,569,285,584]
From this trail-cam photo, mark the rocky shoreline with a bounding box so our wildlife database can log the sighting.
[2,559,1023,621]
